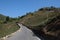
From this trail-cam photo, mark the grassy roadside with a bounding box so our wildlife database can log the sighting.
[0,22,19,38]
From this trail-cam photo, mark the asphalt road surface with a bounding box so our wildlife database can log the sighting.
[5,24,41,40]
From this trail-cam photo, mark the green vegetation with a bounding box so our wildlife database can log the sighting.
[0,22,19,38]
[19,6,60,30]
[0,14,19,38]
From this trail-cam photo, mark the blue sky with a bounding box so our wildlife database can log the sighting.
[0,0,60,17]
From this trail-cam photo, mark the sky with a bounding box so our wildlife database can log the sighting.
[0,0,60,17]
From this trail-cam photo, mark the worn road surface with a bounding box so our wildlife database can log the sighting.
[5,24,41,40]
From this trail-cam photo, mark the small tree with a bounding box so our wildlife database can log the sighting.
[38,8,44,11]
[6,16,9,21]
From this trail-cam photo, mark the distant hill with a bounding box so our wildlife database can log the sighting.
[0,14,6,21]
[19,6,60,40]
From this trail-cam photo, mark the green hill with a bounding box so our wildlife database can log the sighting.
[19,6,60,30]
[19,6,60,40]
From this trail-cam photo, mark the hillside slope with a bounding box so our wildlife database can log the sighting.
[19,7,60,40]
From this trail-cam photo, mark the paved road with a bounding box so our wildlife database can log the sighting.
[5,24,41,40]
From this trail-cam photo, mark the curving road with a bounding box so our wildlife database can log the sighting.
[5,24,41,40]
